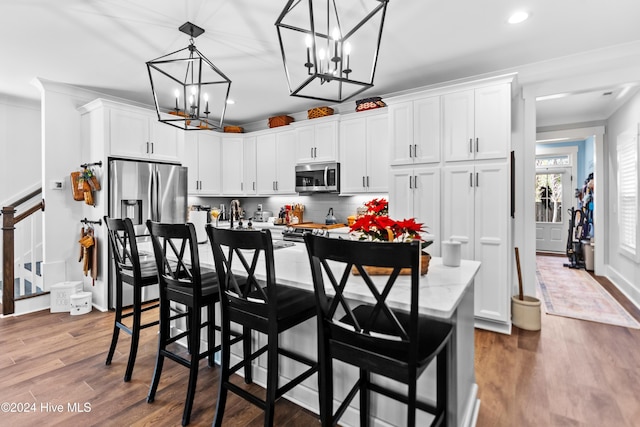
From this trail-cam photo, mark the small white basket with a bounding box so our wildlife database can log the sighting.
[70,291,92,315]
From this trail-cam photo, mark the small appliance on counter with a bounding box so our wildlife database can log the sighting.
[253,204,273,222]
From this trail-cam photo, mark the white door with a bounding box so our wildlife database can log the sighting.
[535,169,571,253]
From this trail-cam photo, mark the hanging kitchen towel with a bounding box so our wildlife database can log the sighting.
[70,172,84,201]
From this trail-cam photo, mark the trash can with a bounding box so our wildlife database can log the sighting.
[50,281,83,313]
[583,242,595,271]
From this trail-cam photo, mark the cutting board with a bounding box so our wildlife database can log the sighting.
[290,222,346,229]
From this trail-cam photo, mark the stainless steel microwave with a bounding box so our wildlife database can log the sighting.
[295,162,340,193]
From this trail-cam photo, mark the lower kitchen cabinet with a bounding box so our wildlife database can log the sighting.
[183,132,221,195]
[339,111,389,193]
[443,162,510,332]
[389,167,441,256]
[256,130,297,195]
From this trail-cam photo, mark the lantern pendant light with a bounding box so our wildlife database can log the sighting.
[147,22,231,131]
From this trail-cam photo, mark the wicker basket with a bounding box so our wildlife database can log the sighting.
[355,97,386,112]
[307,106,334,119]
[352,253,431,276]
[223,125,244,133]
[268,115,294,128]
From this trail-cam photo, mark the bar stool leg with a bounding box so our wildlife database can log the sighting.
[212,315,232,427]
[359,368,370,427]
[182,308,202,426]
[105,277,123,366]
[264,330,279,427]
[124,286,143,382]
[243,326,253,384]
[147,298,169,403]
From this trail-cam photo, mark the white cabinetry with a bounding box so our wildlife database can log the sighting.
[295,116,339,163]
[389,96,441,165]
[389,167,441,256]
[183,132,221,195]
[443,163,510,329]
[339,111,389,193]
[443,83,510,162]
[221,136,244,195]
[256,130,297,195]
[109,105,180,162]
[243,136,257,195]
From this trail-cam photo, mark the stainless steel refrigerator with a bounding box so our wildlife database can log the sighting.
[108,158,188,309]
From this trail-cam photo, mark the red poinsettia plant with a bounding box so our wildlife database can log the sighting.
[349,198,430,247]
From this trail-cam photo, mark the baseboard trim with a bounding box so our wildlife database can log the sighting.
[605,265,640,311]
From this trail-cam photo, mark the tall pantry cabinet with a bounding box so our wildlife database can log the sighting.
[389,76,514,334]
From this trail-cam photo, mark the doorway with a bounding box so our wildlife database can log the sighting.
[535,167,572,253]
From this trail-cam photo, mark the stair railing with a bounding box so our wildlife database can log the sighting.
[2,188,45,315]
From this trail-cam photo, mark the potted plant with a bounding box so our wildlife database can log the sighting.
[349,198,432,275]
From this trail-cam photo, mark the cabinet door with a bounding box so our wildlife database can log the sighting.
[243,136,257,195]
[413,167,441,256]
[275,130,297,193]
[443,165,475,259]
[443,90,474,162]
[388,169,414,221]
[389,102,414,165]
[339,118,368,193]
[149,120,180,162]
[183,133,200,194]
[110,108,150,159]
[474,163,509,322]
[366,113,389,193]
[296,125,315,163]
[313,120,338,162]
[414,96,441,164]
[256,134,277,194]
[197,133,221,195]
[221,137,244,195]
[474,84,510,160]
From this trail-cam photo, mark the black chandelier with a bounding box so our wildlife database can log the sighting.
[147,22,231,131]
[275,0,388,103]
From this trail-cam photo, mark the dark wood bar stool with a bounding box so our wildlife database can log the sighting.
[146,220,221,426]
[304,234,453,427]
[207,226,318,427]
[104,216,161,382]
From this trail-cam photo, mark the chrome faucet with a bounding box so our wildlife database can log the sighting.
[229,199,240,229]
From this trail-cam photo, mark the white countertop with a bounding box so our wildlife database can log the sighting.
[197,240,479,320]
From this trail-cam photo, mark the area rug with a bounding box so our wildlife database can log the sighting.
[536,255,640,329]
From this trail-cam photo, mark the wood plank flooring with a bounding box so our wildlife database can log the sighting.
[1,261,638,426]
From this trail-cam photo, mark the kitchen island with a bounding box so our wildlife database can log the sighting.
[194,237,481,427]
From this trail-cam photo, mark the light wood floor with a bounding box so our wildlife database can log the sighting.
[1,262,638,426]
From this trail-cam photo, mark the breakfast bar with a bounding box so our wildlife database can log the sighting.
[195,238,481,427]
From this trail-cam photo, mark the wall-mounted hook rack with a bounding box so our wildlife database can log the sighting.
[80,161,103,169]
[80,217,102,226]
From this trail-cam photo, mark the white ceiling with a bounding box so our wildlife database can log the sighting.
[2,0,640,127]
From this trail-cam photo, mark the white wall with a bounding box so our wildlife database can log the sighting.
[0,96,41,205]
[604,91,640,306]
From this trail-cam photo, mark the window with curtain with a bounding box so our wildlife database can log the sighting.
[617,127,639,260]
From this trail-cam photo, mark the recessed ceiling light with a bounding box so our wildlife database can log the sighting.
[508,11,529,24]
[226,99,235,105]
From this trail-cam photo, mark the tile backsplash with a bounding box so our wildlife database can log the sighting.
[189,193,388,225]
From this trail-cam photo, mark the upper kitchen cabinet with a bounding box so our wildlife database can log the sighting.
[339,110,389,194]
[256,130,297,195]
[220,136,244,195]
[183,132,221,195]
[109,104,181,162]
[442,83,511,162]
[78,98,182,163]
[389,96,441,165]
[243,136,257,196]
[295,116,339,163]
